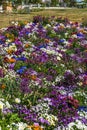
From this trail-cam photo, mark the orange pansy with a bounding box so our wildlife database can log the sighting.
[24,43,30,48]
[8,58,16,63]
[44,39,50,43]
[60,25,64,29]
[33,125,43,130]
[1,84,6,89]
[27,125,43,130]
[31,75,37,81]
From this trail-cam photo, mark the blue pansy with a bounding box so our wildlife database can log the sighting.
[32,23,36,26]
[39,44,47,49]
[0,41,3,44]
[17,69,23,74]
[26,32,30,35]
[16,66,27,74]
[12,56,18,60]
[0,40,4,44]
[77,33,84,37]
[16,57,26,61]
[59,39,65,43]
[78,106,87,112]
[12,56,16,59]
[21,66,27,69]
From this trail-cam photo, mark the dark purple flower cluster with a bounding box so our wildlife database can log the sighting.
[48,89,79,126]
[13,104,37,124]
[20,78,31,93]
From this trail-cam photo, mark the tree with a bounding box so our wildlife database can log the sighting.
[0,0,2,5]
[51,0,58,6]
[63,0,76,7]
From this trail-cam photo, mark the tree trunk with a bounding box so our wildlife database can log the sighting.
[2,0,7,11]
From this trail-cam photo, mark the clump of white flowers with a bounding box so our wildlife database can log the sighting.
[40,113,58,126]
[5,69,17,79]
[31,98,58,126]
[67,119,87,130]
[15,98,21,104]
[7,122,27,130]
[0,98,11,112]
[31,98,51,114]
[0,101,4,112]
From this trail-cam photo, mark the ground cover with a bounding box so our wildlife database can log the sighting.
[0,15,87,130]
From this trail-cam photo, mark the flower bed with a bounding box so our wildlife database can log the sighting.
[0,16,87,130]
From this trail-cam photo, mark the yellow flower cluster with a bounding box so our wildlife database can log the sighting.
[5,33,15,42]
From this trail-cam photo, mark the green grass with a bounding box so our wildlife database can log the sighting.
[0,8,87,28]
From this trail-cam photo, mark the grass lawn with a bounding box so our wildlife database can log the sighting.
[0,8,87,28]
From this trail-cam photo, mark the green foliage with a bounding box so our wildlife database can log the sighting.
[14,61,27,71]
[0,111,21,130]
[17,8,30,14]
[51,0,58,6]
[0,74,20,97]
[74,91,87,106]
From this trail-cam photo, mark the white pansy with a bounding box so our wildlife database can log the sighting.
[49,42,53,46]
[0,98,4,102]
[29,47,35,52]
[67,120,87,130]
[61,64,65,67]
[66,25,71,28]
[53,26,57,30]
[64,41,69,45]
[51,30,56,34]
[47,24,51,27]
[15,22,18,26]
[9,122,27,130]
[55,76,62,82]
[57,56,61,61]
[11,21,15,24]
[40,48,46,52]
[6,39,11,43]
[41,114,58,126]
[5,70,17,79]
[60,23,65,28]
[78,111,87,119]
[58,53,62,57]
[46,50,55,55]
[61,49,67,52]
[9,45,17,51]
[76,120,87,130]
[0,101,4,111]
[22,51,29,57]
[15,98,21,104]
[16,122,27,130]
[68,122,75,129]
[72,34,77,38]
[77,82,83,86]
[6,101,11,108]
[45,24,51,29]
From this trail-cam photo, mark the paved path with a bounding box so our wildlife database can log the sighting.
[31,7,73,10]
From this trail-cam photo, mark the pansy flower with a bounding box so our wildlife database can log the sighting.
[16,66,27,74]
[78,106,87,112]
[16,57,27,61]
